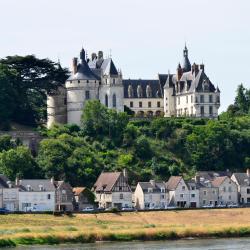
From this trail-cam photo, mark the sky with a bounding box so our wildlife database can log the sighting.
[0,0,250,112]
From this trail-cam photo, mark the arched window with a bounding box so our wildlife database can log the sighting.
[105,94,108,107]
[112,94,116,108]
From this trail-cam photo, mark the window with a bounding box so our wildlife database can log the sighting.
[112,94,116,108]
[191,186,195,190]
[191,194,195,198]
[182,186,185,191]
[148,102,151,108]
[203,200,206,205]
[139,102,142,108]
[85,91,90,100]
[247,189,250,194]
[229,195,231,200]
[78,80,80,83]
[105,79,108,84]
[228,186,232,192]
[223,187,226,192]
[157,101,160,108]
[47,194,51,200]
[203,190,207,196]
[64,98,67,105]
[191,107,193,115]
[191,96,193,103]
[62,190,66,194]
[120,193,123,199]
[130,101,133,108]
[209,201,213,205]
[186,96,188,103]
[161,194,165,199]
[105,94,108,107]
[86,80,89,83]
[178,97,180,105]
[216,96,220,103]
[200,95,204,103]
[209,95,213,103]
[247,198,250,203]
[209,106,213,115]
[113,79,115,84]
[148,188,153,193]
[180,194,184,198]
[200,106,204,116]
[213,190,216,194]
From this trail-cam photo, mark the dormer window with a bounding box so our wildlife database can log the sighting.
[161,188,165,193]
[202,79,210,92]
[148,188,153,193]
[128,85,134,98]
[113,79,115,85]
[27,185,31,191]
[39,185,44,191]
[146,85,152,98]
[137,85,143,98]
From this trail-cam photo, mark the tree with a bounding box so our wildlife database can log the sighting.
[0,135,16,152]
[234,84,249,114]
[0,55,69,126]
[0,146,40,179]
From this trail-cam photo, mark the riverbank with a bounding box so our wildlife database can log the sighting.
[1,208,250,247]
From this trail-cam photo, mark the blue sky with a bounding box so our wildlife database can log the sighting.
[0,0,249,112]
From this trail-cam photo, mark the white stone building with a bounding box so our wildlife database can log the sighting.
[231,169,250,204]
[17,179,56,211]
[92,170,132,209]
[134,180,168,209]
[211,176,238,206]
[47,46,220,127]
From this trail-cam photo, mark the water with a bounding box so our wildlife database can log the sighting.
[2,238,250,250]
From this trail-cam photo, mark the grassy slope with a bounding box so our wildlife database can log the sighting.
[1,208,250,246]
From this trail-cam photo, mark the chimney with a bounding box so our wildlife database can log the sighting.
[91,53,97,61]
[150,180,155,187]
[51,176,55,184]
[195,175,200,183]
[123,169,128,180]
[200,64,205,71]
[247,169,250,177]
[72,57,78,74]
[177,63,182,81]
[15,177,20,186]
[98,51,103,60]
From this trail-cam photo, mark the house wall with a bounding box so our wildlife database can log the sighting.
[112,192,132,208]
[199,187,218,207]
[0,189,3,208]
[3,188,19,211]
[189,187,200,208]
[218,178,238,205]
[134,184,145,209]
[19,191,55,211]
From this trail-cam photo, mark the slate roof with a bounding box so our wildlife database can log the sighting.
[93,172,122,192]
[138,181,166,192]
[89,57,119,76]
[0,174,10,188]
[196,171,232,181]
[186,180,204,189]
[166,176,182,190]
[211,176,227,187]
[232,173,250,186]
[18,179,56,192]
[123,79,163,98]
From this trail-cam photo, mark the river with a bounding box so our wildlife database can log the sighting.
[1,238,250,250]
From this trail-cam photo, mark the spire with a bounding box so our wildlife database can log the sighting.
[182,44,191,72]
[80,47,85,62]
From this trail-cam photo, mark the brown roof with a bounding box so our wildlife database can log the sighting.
[211,176,227,187]
[166,176,182,190]
[93,172,121,192]
[73,187,86,196]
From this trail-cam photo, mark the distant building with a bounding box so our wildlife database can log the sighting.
[47,46,220,127]
[134,180,168,209]
[92,170,132,209]
[73,187,95,211]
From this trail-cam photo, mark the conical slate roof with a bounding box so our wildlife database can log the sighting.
[182,46,191,72]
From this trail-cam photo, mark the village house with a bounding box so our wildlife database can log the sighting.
[0,174,19,211]
[211,176,238,206]
[17,178,56,211]
[73,187,95,211]
[186,180,200,208]
[54,180,74,211]
[231,169,250,204]
[92,170,132,209]
[166,176,190,208]
[134,180,168,210]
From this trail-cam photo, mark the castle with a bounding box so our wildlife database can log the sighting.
[47,46,220,127]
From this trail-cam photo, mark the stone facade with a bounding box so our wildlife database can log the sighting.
[47,46,220,128]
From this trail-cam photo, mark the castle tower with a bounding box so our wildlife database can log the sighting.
[65,48,100,125]
[182,45,191,72]
[47,86,67,128]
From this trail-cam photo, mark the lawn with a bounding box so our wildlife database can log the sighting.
[0,208,250,246]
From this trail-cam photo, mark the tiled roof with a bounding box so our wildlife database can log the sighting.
[211,176,227,187]
[73,187,87,196]
[138,181,166,192]
[166,176,182,190]
[93,172,121,192]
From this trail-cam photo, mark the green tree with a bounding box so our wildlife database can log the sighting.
[0,146,39,179]
[0,55,69,126]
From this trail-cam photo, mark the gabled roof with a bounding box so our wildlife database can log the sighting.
[166,176,183,190]
[232,173,250,186]
[101,58,118,76]
[211,176,227,187]
[93,172,122,192]
[138,181,166,192]
[196,171,232,181]
[73,187,87,196]
[18,179,56,192]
